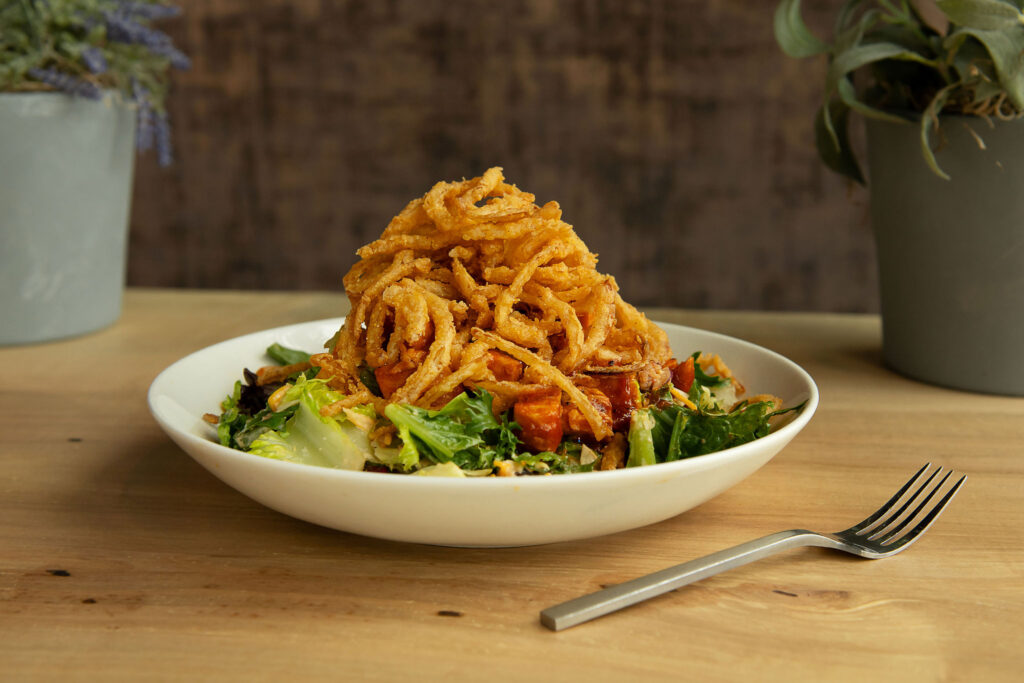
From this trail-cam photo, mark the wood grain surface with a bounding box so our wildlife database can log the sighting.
[1,289,1021,681]
[129,0,876,312]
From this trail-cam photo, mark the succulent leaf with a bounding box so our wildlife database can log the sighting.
[776,0,1024,180]
[774,0,829,58]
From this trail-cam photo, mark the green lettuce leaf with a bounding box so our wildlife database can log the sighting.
[411,462,467,477]
[216,380,298,449]
[217,380,243,447]
[689,351,729,389]
[265,343,312,366]
[626,409,657,468]
[649,396,804,462]
[383,389,520,471]
[513,443,598,474]
[246,376,370,470]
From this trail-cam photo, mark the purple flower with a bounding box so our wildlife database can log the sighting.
[28,67,103,99]
[103,10,191,70]
[154,43,191,70]
[103,11,168,47]
[154,110,174,167]
[132,79,155,151]
[80,46,108,75]
[117,2,183,21]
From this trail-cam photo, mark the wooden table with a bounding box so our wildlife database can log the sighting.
[2,289,1021,681]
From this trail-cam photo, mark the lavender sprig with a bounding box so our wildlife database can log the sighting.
[80,46,108,75]
[132,78,155,152]
[27,67,102,99]
[117,2,183,21]
[11,2,187,167]
[154,110,173,168]
[103,10,191,70]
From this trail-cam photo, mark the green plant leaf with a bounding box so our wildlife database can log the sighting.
[821,42,936,148]
[835,8,884,53]
[950,31,997,80]
[869,20,941,53]
[836,77,913,122]
[936,0,1024,30]
[814,99,866,183]
[774,0,829,57]
[835,0,870,34]
[826,42,940,96]
[947,33,1007,101]
[910,0,951,35]
[919,83,958,179]
[947,25,1024,107]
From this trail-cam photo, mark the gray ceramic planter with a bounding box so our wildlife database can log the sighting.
[866,116,1024,395]
[0,92,136,345]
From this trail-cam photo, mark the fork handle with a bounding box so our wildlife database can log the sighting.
[540,529,838,631]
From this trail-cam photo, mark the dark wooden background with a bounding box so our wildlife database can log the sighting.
[129,0,877,312]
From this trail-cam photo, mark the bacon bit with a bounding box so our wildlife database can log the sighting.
[671,356,695,393]
[202,413,220,424]
[513,387,563,452]
[589,374,641,432]
[487,350,523,381]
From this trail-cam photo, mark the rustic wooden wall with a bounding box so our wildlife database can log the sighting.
[128,0,878,312]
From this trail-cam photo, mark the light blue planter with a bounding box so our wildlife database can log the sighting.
[0,92,136,345]
[866,116,1024,395]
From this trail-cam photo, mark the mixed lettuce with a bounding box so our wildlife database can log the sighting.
[217,376,298,450]
[219,375,369,469]
[246,377,370,470]
[215,344,802,476]
[265,343,311,366]
[384,390,521,471]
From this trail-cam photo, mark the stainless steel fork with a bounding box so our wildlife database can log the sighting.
[541,463,966,631]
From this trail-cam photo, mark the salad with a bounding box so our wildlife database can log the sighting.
[209,343,802,477]
[207,168,803,475]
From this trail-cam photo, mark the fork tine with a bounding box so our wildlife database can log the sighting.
[878,473,967,549]
[868,469,953,542]
[846,463,933,535]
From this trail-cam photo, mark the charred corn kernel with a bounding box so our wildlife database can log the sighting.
[495,460,516,477]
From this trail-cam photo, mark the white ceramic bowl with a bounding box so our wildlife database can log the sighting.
[148,319,818,546]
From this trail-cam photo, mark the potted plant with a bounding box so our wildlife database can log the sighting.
[775,0,1024,395]
[0,1,188,345]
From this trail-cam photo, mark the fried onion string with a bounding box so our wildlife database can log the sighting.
[315,167,674,439]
